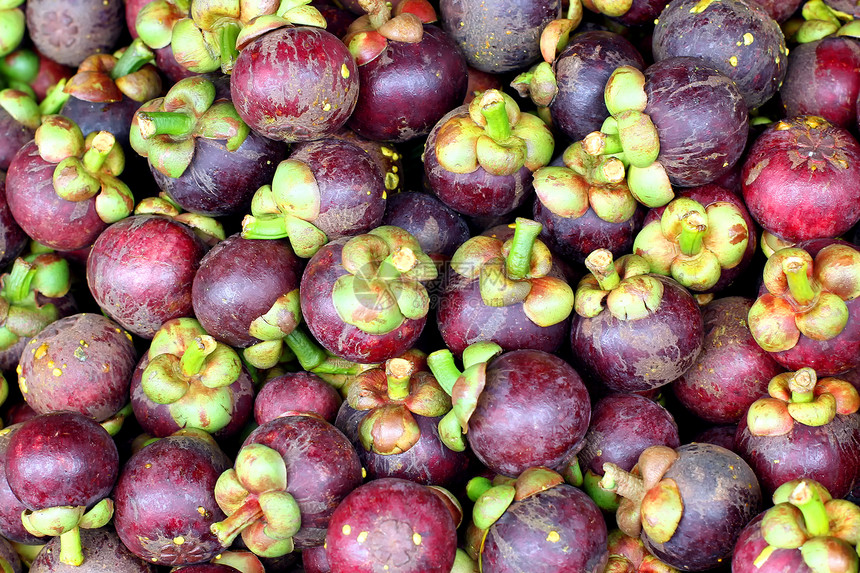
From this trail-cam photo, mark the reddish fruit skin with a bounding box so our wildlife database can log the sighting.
[0,111,34,171]
[31,53,75,102]
[693,424,739,452]
[612,0,669,26]
[113,434,230,566]
[734,410,860,498]
[742,117,860,242]
[335,403,471,487]
[255,372,342,424]
[578,393,680,475]
[125,0,149,36]
[674,297,784,424]
[243,414,363,549]
[732,512,810,573]
[29,527,157,573]
[642,443,762,571]
[154,47,198,84]
[550,31,645,143]
[644,57,749,187]
[86,215,209,339]
[300,238,426,364]
[480,484,608,573]
[349,25,468,142]
[6,141,107,251]
[0,424,42,544]
[26,0,124,67]
[230,27,359,143]
[0,173,29,269]
[192,235,302,348]
[302,544,330,573]
[0,292,77,374]
[6,411,118,510]
[571,275,704,393]
[781,37,860,128]
[424,105,534,218]
[0,537,20,573]
[325,478,457,573]
[466,350,590,478]
[754,0,803,21]
[381,191,470,258]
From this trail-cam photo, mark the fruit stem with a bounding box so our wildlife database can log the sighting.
[2,258,35,304]
[385,358,413,401]
[210,497,264,547]
[505,218,542,280]
[600,463,645,504]
[180,336,216,377]
[677,211,707,257]
[583,132,622,156]
[782,256,818,307]
[789,367,817,404]
[219,23,241,73]
[359,0,390,29]
[82,131,115,173]
[283,328,327,372]
[136,111,194,139]
[58,526,84,566]
[426,350,462,395]
[38,78,69,116]
[110,38,154,80]
[481,93,512,142]
[585,249,621,291]
[789,480,830,537]
[241,214,289,240]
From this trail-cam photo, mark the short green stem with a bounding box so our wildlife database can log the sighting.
[110,38,154,80]
[426,350,462,396]
[505,218,542,280]
[783,257,818,307]
[481,97,512,142]
[283,329,327,372]
[789,481,830,537]
[789,367,817,404]
[585,249,621,291]
[583,132,622,156]
[211,497,264,547]
[241,214,290,240]
[38,78,69,116]
[2,258,35,304]
[385,358,412,401]
[59,526,83,566]
[180,336,215,377]
[137,111,194,139]
[82,132,115,173]
[678,215,707,257]
[219,23,241,72]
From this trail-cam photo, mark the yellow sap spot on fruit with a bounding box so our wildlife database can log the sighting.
[773,460,780,463]
[690,0,714,13]
[52,368,62,377]
[34,343,49,359]
[342,524,351,535]
[197,506,206,515]
[341,64,350,78]
[547,531,560,543]
[385,173,399,190]
[743,33,754,45]
[115,328,121,333]
[382,191,388,200]
[47,361,54,368]
[152,558,158,562]
[361,467,367,478]
[775,121,791,131]
[173,537,184,545]
[145,463,152,468]
[413,533,422,545]
[79,340,85,345]
[728,56,738,67]
[126,332,132,342]
[357,531,368,543]
[102,363,110,373]
[19,378,26,394]
[15,365,22,375]
[323,103,331,111]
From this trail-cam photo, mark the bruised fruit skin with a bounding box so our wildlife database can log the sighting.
[29,527,157,573]
[26,0,124,67]
[114,432,231,566]
[325,477,458,573]
[742,116,860,243]
[0,424,43,545]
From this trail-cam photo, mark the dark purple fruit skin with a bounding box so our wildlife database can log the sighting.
[481,484,608,573]
[334,402,471,487]
[86,215,209,339]
[571,275,704,393]
[300,237,426,364]
[192,234,302,348]
[0,424,43,545]
[6,411,119,509]
[693,424,739,452]
[26,0,123,67]
[781,37,860,128]
[325,477,457,573]
[128,353,256,439]
[289,139,387,240]
[825,0,860,17]
[652,0,787,109]
[466,349,590,477]
[0,173,29,269]
[674,297,784,424]
[29,527,157,573]
[0,110,35,171]
[255,372,342,425]
[230,27,359,143]
[302,544,330,573]
[439,0,560,73]
[155,47,198,84]
[243,414,363,549]
[59,95,140,151]
[550,31,645,142]
[643,443,762,572]
[534,195,646,266]
[732,512,810,573]
[171,567,240,573]
[613,0,669,26]
[151,131,288,217]
[424,105,534,218]
[578,393,680,475]
[113,434,230,566]
[17,313,137,422]
[348,25,468,143]
[0,536,21,573]
[754,0,803,21]
[0,292,78,374]
[734,409,860,499]
[6,141,107,251]
[381,191,470,258]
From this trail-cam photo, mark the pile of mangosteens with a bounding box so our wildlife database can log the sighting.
[3,0,860,571]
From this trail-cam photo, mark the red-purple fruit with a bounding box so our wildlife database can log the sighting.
[26,0,123,67]
[29,527,157,572]
[380,191,470,259]
[344,0,468,142]
[582,0,668,26]
[602,443,761,571]
[0,424,42,545]
[754,0,803,21]
[255,372,342,424]
[469,467,608,573]
[674,297,785,425]
[210,414,363,555]
[86,214,209,339]
[742,116,860,242]
[423,89,554,218]
[734,367,860,498]
[6,411,119,566]
[113,430,231,566]
[325,477,458,573]
[300,226,437,364]
[17,313,137,426]
[570,249,704,393]
[0,173,27,268]
[0,536,20,573]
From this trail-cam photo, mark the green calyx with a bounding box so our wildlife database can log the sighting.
[241,290,302,369]
[63,40,159,104]
[592,0,634,18]
[134,192,226,247]
[0,88,40,129]
[576,249,663,320]
[510,61,559,108]
[472,467,564,530]
[793,0,855,43]
[0,1,24,59]
[21,499,114,566]
[583,469,621,512]
[136,0,190,49]
[0,254,70,351]
[130,76,250,179]
[331,226,437,335]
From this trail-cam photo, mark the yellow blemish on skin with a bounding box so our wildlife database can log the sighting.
[52,368,62,377]
[341,64,350,79]
[323,103,331,111]
[102,363,110,373]
[197,506,206,515]
[547,531,561,543]
[413,533,422,545]
[34,343,49,359]
[729,56,738,67]
[342,525,352,535]
[125,332,132,342]
[381,146,393,157]
[16,365,21,375]
[690,0,713,13]
[361,468,367,478]
[173,537,184,545]
[47,361,54,368]
[145,463,152,468]
[19,378,26,394]
[357,531,368,543]
[743,33,754,45]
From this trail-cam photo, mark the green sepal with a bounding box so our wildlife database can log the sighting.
[234,443,288,494]
[194,100,250,151]
[627,161,674,208]
[22,506,84,537]
[0,9,24,58]
[0,88,40,129]
[438,410,466,451]
[451,362,487,433]
[248,290,301,341]
[472,484,516,530]
[147,132,196,178]
[258,490,301,540]
[242,340,286,370]
[170,18,222,74]
[467,477,494,502]
[141,353,190,404]
[78,499,114,529]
